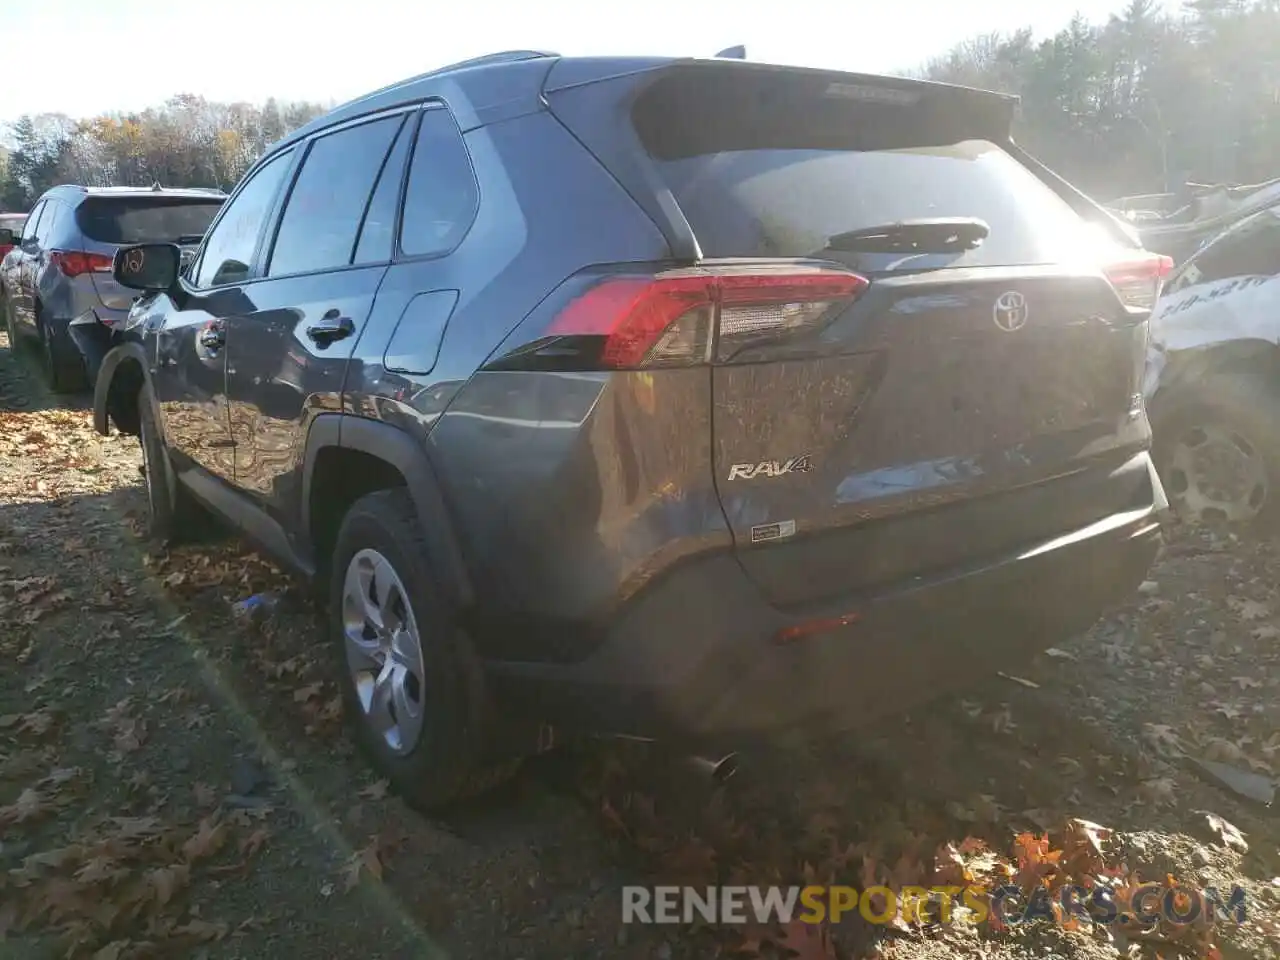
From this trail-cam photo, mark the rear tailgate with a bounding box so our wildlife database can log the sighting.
[548,61,1156,608]
[76,196,222,310]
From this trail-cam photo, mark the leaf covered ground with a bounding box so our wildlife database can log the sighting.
[1,331,1278,960]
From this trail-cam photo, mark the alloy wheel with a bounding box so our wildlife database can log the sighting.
[341,548,427,755]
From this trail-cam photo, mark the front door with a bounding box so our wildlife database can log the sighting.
[223,111,408,519]
[151,149,297,482]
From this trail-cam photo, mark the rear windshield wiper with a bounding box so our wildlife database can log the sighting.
[824,218,990,253]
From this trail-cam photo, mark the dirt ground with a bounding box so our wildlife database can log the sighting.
[1,328,1278,960]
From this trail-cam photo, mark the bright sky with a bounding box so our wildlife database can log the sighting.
[2,0,1150,122]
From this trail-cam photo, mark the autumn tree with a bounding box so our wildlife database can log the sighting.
[0,96,326,209]
[919,0,1280,197]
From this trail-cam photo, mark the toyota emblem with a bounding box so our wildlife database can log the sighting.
[993,290,1028,332]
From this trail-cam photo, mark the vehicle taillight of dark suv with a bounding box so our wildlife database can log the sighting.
[93,51,1168,809]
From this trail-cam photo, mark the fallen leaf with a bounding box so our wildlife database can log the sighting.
[293,682,324,703]
[1142,723,1183,755]
[148,864,191,906]
[1139,777,1177,806]
[182,817,229,862]
[239,828,269,858]
[775,918,838,959]
[193,783,218,808]
[75,855,124,885]
[1200,811,1248,854]
[110,816,162,840]
[1202,737,1248,764]
[171,918,229,942]
[358,779,390,801]
[998,672,1040,689]
[341,839,385,891]
[0,787,45,826]
[1228,597,1269,621]
[91,942,131,960]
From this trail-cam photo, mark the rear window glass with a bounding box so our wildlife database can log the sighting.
[653,141,1095,271]
[76,198,224,245]
[632,70,1095,272]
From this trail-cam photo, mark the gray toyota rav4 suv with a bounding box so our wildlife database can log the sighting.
[92,51,1168,808]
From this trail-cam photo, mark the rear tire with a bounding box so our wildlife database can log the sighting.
[1151,372,1280,530]
[137,386,206,544]
[331,488,519,811]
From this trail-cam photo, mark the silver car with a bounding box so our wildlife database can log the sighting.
[0,185,224,391]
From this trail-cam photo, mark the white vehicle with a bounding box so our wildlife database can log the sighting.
[1146,204,1280,526]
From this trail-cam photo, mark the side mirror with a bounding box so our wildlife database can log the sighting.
[113,243,181,293]
[0,228,15,246]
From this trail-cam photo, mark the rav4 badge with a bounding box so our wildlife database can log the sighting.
[726,455,813,481]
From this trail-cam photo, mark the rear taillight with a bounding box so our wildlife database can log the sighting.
[1103,253,1174,311]
[541,265,869,369]
[49,250,113,278]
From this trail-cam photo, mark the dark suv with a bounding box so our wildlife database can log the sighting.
[93,52,1168,808]
[0,185,224,390]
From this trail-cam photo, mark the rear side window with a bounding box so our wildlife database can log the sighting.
[76,198,224,244]
[633,71,1093,272]
[269,114,404,277]
[20,202,45,243]
[398,108,478,258]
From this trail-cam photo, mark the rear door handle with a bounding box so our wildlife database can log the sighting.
[306,309,354,346]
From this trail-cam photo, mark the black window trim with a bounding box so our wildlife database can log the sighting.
[260,106,419,283]
[393,101,481,264]
[185,146,299,292]
[35,200,63,246]
[350,114,411,266]
[21,200,46,244]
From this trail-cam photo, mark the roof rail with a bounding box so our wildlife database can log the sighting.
[429,50,560,75]
[329,49,560,120]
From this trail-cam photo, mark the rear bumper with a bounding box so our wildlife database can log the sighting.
[486,452,1165,750]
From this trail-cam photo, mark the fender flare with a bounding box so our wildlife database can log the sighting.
[301,414,474,606]
[92,341,154,437]
[1151,337,1280,415]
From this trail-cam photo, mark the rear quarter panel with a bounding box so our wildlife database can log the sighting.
[343,110,732,661]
